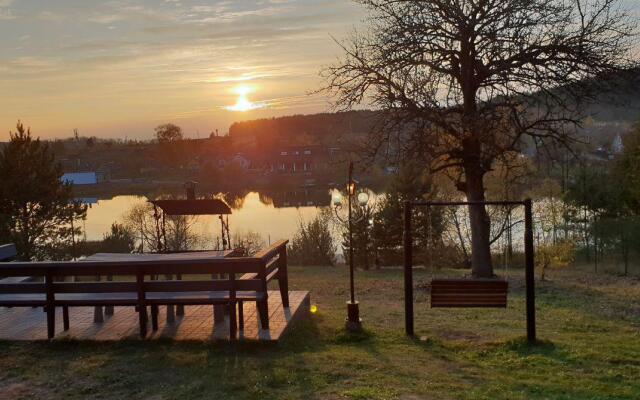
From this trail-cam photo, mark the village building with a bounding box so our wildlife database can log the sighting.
[268,145,330,174]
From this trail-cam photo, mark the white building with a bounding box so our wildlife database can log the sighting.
[61,172,98,185]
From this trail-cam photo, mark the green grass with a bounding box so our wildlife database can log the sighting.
[1,265,639,399]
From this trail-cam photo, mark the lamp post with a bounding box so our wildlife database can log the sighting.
[331,161,370,332]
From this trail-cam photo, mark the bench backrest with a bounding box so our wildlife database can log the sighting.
[430,278,508,308]
[0,240,288,301]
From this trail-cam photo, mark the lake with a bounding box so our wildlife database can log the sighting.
[80,190,531,258]
[82,192,328,248]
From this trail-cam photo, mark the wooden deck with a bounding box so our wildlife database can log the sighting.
[0,291,310,342]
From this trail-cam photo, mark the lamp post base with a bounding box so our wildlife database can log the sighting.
[345,301,362,332]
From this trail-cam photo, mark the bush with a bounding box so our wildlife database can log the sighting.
[232,230,266,256]
[101,223,135,253]
[289,210,336,266]
[536,239,576,280]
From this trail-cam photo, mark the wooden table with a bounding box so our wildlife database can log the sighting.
[84,250,235,323]
[85,250,234,262]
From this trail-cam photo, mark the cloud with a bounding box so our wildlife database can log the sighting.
[87,13,126,24]
[37,10,67,21]
[0,0,365,137]
[0,10,15,20]
[0,0,14,20]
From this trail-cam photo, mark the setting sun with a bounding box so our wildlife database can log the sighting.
[226,85,264,112]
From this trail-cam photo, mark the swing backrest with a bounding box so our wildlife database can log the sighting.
[430,278,508,308]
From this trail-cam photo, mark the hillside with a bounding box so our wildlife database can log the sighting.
[228,70,640,148]
[229,110,381,147]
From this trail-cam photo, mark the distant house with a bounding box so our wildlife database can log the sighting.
[268,145,329,174]
[61,172,98,185]
[230,154,251,170]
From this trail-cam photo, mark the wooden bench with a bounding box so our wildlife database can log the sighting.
[0,240,289,340]
[430,279,508,308]
[237,240,289,330]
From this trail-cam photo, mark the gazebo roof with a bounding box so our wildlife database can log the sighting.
[149,199,232,216]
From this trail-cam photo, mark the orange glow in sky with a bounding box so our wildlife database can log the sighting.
[225,85,264,112]
[0,1,367,138]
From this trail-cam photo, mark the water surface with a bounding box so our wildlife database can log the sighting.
[83,192,324,247]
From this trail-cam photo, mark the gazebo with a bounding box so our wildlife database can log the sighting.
[149,182,233,252]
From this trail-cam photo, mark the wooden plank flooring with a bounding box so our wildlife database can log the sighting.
[0,291,310,342]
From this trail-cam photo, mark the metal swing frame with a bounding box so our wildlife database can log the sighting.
[403,199,536,344]
[426,203,513,309]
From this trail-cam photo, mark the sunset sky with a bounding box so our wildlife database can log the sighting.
[3,1,640,140]
[0,0,365,139]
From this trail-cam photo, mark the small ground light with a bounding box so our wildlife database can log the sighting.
[310,305,318,313]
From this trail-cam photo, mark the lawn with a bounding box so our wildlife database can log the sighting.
[1,265,639,399]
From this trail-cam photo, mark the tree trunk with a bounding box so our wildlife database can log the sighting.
[464,168,494,278]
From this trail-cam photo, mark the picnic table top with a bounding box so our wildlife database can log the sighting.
[84,250,235,262]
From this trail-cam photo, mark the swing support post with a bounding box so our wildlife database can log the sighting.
[403,201,414,336]
[524,199,536,344]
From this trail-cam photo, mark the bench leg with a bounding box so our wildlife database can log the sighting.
[151,305,159,331]
[229,302,237,340]
[46,306,55,339]
[213,305,225,324]
[63,306,70,331]
[93,306,104,323]
[138,306,148,338]
[166,305,175,324]
[176,275,184,316]
[238,301,244,331]
[279,277,290,308]
[105,276,114,316]
[279,249,290,308]
[257,300,269,330]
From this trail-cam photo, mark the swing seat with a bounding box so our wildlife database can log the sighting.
[430,279,508,308]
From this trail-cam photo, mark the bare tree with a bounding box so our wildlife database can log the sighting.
[322,0,637,277]
[154,123,183,143]
[122,203,202,253]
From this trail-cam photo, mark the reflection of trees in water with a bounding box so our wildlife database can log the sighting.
[264,189,332,208]
[200,189,332,209]
[192,189,249,210]
[258,193,274,206]
[219,189,250,210]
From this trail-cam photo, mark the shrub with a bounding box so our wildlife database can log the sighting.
[289,210,336,266]
[101,223,136,253]
[536,239,576,281]
[232,230,266,256]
